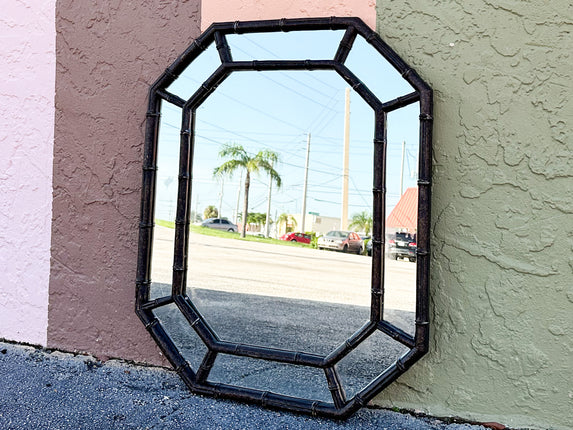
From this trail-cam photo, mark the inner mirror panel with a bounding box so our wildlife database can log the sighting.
[188,69,374,354]
[139,18,432,416]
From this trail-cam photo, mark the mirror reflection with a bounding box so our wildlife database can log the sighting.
[149,28,420,399]
[150,102,181,300]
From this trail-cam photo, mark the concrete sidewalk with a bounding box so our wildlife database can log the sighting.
[0,341,488,430]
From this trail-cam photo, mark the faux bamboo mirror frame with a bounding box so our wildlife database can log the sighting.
[136,17,432,419]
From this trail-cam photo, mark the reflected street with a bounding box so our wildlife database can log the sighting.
[150,225,417,401]
[151,226,416,312]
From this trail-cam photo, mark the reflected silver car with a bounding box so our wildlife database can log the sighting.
[317,231,363,254]
[201,218,238,232]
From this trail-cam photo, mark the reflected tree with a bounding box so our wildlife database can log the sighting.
[247,212,267,229]
[214,144,281,237]
[203,205,218,219]
[349,211,372,235]
[277,213,297,235]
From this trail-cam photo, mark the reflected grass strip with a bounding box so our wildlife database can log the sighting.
[155,219,311,248]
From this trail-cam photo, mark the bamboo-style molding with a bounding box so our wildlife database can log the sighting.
[136,16,432,419]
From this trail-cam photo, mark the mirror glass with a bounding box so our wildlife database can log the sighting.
[383,104,419,336]
[344,35,415,100]
[166,43,221,101]
[150,28,419,400]
[227,30,345,60]
[187,69,374,356]
[150,102,181,300]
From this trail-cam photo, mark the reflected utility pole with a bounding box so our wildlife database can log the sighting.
[274,209,278,238]
[234,171,242,224]
[400,140,405,196]
[300,132,311,233]
[341,88,350,230]
[264,161,273,237]
[217,178,224,218]
[195,195,199,221]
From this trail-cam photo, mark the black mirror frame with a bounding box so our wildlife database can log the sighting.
[136,16,432,419]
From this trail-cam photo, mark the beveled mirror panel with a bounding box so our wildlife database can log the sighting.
[149,102,181,301]
[136,17,432,419]
[187,69,375,356]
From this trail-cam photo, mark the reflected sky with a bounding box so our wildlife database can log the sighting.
[156,29,419,223]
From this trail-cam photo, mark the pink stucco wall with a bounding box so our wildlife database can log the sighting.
[0,0,55,345]
[201,0,376,31]
[48,0,201,365]
[0,0,372,355]
[44,0,372,365]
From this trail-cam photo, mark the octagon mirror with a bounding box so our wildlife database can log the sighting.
[136,17,432,418]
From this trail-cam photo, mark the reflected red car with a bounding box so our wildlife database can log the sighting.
[279,232,311,244]
[317,231,364,254]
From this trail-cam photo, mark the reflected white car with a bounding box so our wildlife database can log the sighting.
[201,218,238,232]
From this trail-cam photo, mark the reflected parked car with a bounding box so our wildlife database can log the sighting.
[280,232,311,244]
[387,232,417,262]
[201,218,238,232]
[366,234,391,256]
[317,231,363,254]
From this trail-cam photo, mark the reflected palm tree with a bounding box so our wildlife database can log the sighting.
[349,211,372,236]
[277,213,297,235]
[214,144,281,238]
[203,205,218,220]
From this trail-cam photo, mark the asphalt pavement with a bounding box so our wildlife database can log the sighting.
[0,341,491,430]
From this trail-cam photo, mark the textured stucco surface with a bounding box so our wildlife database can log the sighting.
[40,0,572,427]
[0,0,55,346]
[373,2,573,429]
[201,0,376,31]
[49,0,201,365]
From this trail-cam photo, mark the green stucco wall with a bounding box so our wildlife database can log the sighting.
[374,2,572,429]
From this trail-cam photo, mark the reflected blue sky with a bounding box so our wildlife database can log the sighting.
[155,30,419,223]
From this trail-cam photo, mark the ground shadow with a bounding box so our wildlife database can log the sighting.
[152,283,415,402]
